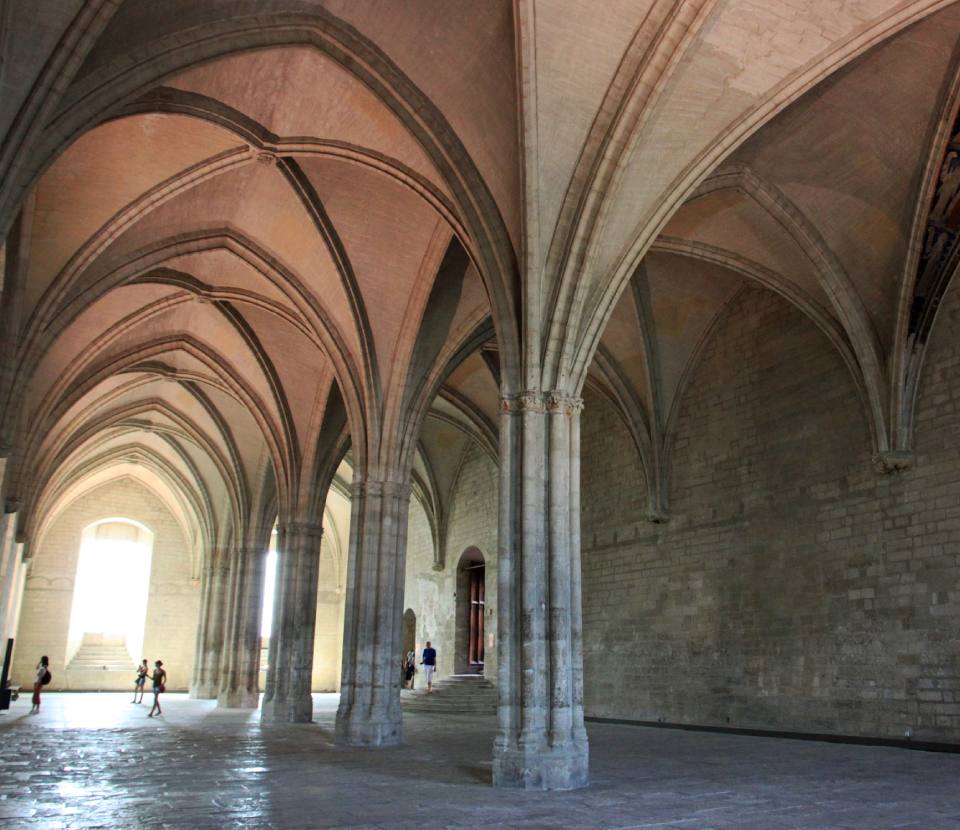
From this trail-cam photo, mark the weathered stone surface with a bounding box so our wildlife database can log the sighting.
[1,692,958,828]
[581,286,960,744]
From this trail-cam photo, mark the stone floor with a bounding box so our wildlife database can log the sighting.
[0,693,958,829]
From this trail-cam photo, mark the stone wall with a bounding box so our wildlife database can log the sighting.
[402,442,499,683]
[581,285,960,743]
[13,477,199,691]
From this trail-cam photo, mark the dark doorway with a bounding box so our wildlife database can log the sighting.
[401,608,416,688]
[455,548,485,674]
[467,566,485,668]
[402,608,416,659]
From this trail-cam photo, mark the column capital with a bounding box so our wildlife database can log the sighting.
[278,520,324,539]
[547,394,583,415]
[350,478,411,501]
[500,392,583,414]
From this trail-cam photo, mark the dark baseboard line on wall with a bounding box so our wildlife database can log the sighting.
[584,716,960,754]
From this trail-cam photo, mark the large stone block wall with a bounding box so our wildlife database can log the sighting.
[581,285,960,743]
[13,477,199,691]
[402,443,499,682]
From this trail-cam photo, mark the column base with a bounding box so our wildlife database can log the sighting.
[492,739,589,790]
[217,688,259,709]
[261,693,314,723]
[189,682,219,700]
[335,707,402,747]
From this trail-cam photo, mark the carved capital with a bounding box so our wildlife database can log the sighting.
[872,450,912,474]
[280,521,324,540]
[547,394,583,415]
[502,391,583,414]
[501,391,546,412]
[351,478,411,501]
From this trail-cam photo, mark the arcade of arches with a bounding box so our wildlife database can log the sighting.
[0,0,959,799]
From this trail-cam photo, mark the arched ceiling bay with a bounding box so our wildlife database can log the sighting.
[7,0,960,539]
[4,10,504,534]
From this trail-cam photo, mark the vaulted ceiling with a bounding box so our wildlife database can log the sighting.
[0,0,956,549]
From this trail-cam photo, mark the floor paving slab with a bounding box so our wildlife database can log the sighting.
[0,693,957,829]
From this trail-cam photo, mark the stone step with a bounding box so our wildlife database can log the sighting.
[68,643,134,673]
[401,673,496,715]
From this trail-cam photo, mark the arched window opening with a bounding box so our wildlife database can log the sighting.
[66,519,154,669]
[259,526,279,678]
[455,548,485,675]
[261,528,279,639]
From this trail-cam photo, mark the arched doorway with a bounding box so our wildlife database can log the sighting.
[66,518,154,668]
[402,608,417,659]
[401,609,416,688]
[455,548,485,675]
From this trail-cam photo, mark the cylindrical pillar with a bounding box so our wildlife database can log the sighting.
[492,392,589,790]
[335,478,410,746]
[217,545,266,709]
[191,546,230,698]
[261,521,323,722]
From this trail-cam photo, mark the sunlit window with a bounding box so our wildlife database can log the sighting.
[66,519,154,666]
[260,528,279,639]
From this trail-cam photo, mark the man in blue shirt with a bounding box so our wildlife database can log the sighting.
[421,642,437,693]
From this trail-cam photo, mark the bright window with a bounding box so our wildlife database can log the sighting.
[66,519,154,665]
[260,529,279,639]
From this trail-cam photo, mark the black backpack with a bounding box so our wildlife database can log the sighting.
[41,669,52,686]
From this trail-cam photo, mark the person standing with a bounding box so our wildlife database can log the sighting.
[404,650,416,689]
[132,659,148,704]
[420,642,437,694]
[148,660,166,718]
[30,656,50,714]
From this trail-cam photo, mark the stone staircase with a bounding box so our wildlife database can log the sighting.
[402,673,496,715]
[68,639,133,672]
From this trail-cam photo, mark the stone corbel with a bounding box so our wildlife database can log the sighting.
[872,450,912,474]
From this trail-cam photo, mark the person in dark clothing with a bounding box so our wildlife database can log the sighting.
[404,650,416,689]
[421,642,437,693]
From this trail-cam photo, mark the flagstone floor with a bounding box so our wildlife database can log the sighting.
[0,692,958,829]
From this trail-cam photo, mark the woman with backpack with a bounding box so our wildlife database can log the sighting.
[30,655,50,714]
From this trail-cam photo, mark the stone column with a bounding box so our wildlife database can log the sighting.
[261,521,323,722]
[493,392,589,790]
[335,479,410,746]
[217,545,266,708]
[0,510,20,646]
[190,546,230,698]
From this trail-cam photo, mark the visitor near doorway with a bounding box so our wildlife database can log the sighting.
[404,650,416,689]
[421,642,437,693]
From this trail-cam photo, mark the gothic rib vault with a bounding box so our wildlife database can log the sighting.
[0,0,959,791]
